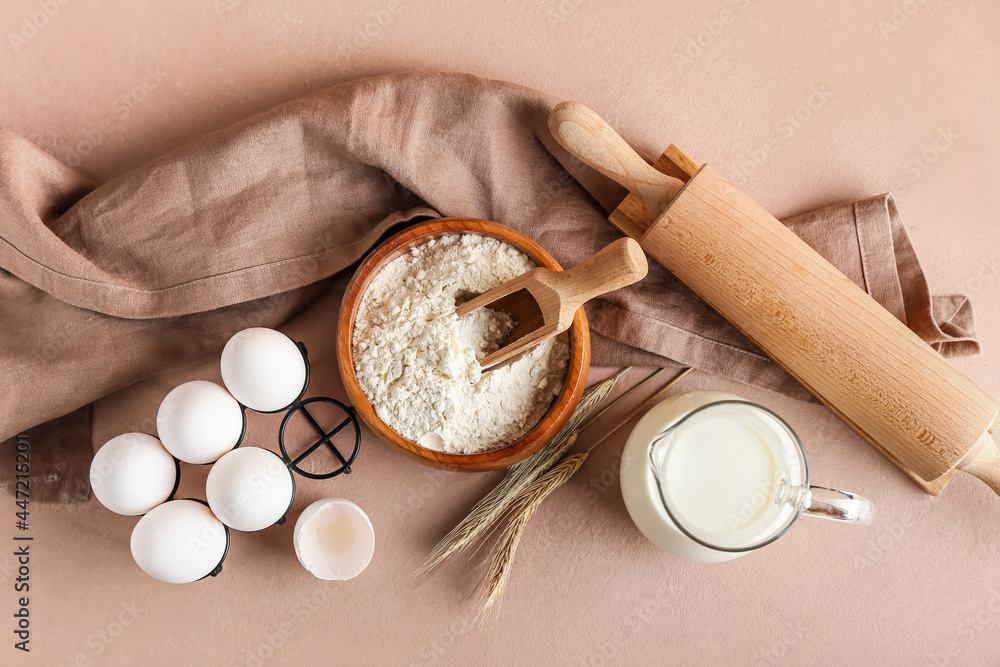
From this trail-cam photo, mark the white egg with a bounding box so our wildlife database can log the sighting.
[220,327,307,412]
[156,380,244,464]
[293,499,375,581]
[90,433,177,516]
[206,447,295,531]
[130,500,228,584]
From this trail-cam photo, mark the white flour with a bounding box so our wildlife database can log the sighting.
[353,234,569,454]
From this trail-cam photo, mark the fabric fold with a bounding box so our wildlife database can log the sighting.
[0,71,977,501]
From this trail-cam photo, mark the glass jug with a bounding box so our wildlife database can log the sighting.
[620,391,874,562]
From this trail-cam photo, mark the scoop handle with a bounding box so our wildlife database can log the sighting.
[548,101,683,218]
[555,237,648,311]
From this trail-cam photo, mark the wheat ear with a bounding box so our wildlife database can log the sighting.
[480,452,590,617]
[478,367,692,615]
[417,369,629,575]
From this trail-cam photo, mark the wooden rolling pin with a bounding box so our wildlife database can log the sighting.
[549,101,1000,496]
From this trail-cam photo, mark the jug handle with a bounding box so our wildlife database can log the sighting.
[803,486,875,525]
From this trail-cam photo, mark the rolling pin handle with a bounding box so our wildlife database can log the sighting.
[548,101,683,218]
[957,433,1000,498]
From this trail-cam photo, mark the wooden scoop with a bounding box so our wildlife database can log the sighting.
[457,237,647,371]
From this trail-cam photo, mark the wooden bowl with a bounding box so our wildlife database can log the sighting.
[337,218,591,472]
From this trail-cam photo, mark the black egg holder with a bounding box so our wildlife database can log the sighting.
[134,339,361,582]
[188,498,231,581]
[252,342,362,527]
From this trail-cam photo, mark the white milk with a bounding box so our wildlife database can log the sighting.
[659,403,783,535]
[620,391,800,562]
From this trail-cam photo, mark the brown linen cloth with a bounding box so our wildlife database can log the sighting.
[0,72,977,503]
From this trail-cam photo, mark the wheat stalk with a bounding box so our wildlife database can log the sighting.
[504,367,670,482]
[479,452,589,617]
[478,367,692,616]
[416,370,629,576]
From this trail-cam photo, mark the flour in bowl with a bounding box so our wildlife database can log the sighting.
[352,234,570,454]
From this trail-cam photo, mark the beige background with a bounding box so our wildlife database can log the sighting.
[3,0,1000,664]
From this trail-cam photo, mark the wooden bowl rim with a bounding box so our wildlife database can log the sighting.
[336,217,590,472]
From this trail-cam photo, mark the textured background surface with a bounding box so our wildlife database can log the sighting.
[2,0,999,664]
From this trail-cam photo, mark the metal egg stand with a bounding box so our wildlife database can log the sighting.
[154,340,362,581]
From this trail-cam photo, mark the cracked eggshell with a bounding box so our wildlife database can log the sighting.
[293,499,375,581]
